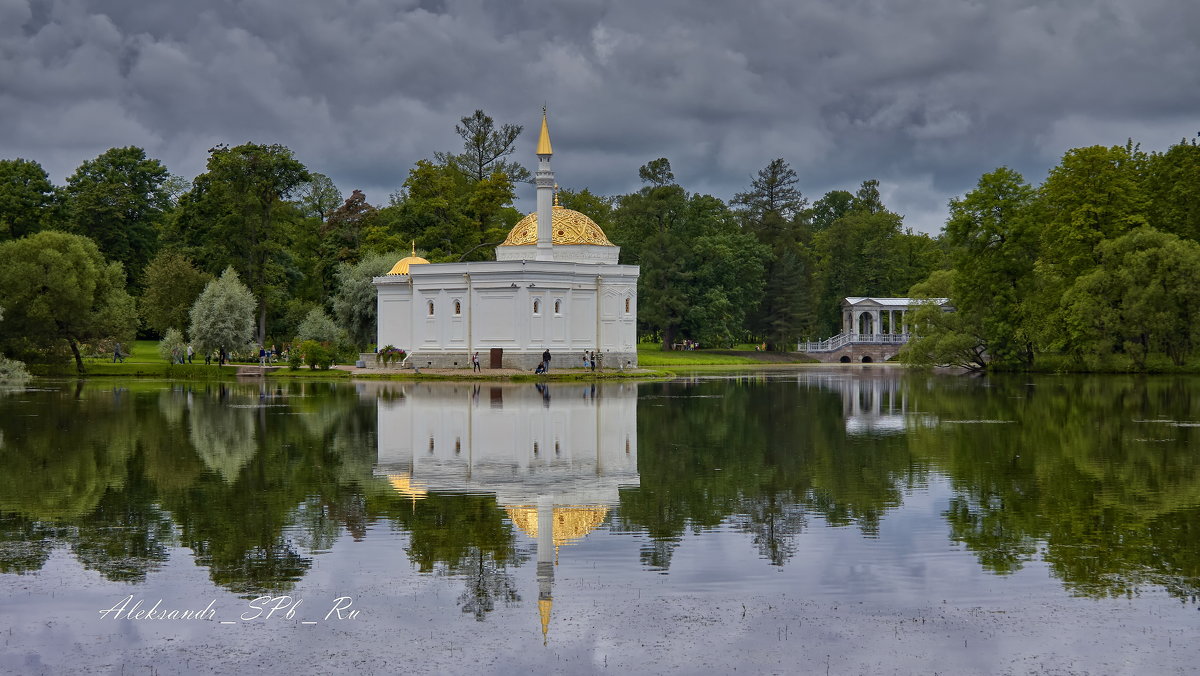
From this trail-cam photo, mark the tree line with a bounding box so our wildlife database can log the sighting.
[2,107,1193,372]
[0,109,938,371]
[902,138,1200,371]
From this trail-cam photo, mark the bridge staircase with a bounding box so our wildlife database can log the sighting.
[798,333,910,363]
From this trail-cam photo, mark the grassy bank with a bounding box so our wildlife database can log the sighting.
[49,340,670,381]
[635,343,814,366]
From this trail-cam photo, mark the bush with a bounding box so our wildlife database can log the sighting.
[296,307,345,345]
[157,328,187,363]
[300,339,334,370]
[287,349,303,371]
[0,356,30,383]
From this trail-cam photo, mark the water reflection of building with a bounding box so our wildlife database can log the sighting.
[793,371,936,435]
[369,381,639,642]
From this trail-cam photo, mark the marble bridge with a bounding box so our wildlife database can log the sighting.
[799,297,951,363]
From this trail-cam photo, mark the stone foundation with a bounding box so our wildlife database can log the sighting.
[359,351,638,372]
[804,344,902,364]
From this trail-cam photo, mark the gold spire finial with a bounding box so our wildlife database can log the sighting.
[536,109,553,156]
[539,598,552,645]
[411,240,416,256]
[554,184,560,206]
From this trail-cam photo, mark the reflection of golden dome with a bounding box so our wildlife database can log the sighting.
[386,473,428,499]
[499,207,614,247]
[505,506,609,547]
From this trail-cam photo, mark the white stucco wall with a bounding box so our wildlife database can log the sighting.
[374,259,639,369]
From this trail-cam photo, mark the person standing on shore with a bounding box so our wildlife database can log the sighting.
[187,344,194,364]
[113,342,124,363]
[472,351,481,372]
[542,348,551,373]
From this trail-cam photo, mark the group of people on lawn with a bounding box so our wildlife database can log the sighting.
[113,342,292,366]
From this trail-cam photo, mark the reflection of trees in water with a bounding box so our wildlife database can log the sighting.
[0,514,61,574]
[617,379,919,567]
[619,374,1200,602]
[68,457,175,583]
[457,550,521,621]
[733,493,807,567]
[367,490,525,619]
[908,375,1200,600]
[0,380,382,596]
[188,389,258,482]
[0,385,136,520]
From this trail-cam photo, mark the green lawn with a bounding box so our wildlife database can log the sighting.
[72,339,240,378]
[635,343,770,366]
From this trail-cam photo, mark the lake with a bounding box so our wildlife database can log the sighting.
[1,369,1197,674]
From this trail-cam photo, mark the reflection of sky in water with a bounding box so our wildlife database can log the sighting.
[0,374,1197,674]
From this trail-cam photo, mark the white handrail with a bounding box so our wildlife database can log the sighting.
[799,333,912,352]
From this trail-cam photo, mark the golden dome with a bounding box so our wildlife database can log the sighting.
[388,243,430,275]
[500,206,614,247]
[504,506,609,547]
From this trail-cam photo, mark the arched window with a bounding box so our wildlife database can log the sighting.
[428,301,435,316]
[554,299,561,314]
[624,297,631,313]
[533,299,540,315]
[454,300,461,315]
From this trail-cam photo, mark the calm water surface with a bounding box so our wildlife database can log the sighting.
[1,369,1198,674]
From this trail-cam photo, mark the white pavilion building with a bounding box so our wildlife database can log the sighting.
[370,112,639,371]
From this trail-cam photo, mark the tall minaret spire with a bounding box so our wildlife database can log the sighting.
[535,107,555,261]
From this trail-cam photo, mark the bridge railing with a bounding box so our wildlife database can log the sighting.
[799,333,911,352]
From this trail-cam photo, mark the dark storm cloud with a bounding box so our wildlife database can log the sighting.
[2,0,1197,232]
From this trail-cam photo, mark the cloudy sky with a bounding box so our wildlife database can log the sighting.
[2,0,1197,233]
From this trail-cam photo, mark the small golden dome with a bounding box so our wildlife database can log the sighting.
[500,206,614,247]
[388,243,431,274]
[504,505,609,547]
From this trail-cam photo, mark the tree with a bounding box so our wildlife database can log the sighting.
[943,167,1039,367]
[1039,142,1148,280]
[295,173,342,221]
[1061,227,1200,367]
[638,158,674,187]
[171,143,310,344]
[140,251,213,335]
[1144,138,1200,242]
[63,146,170,289]
[732,158,806,224]
[0,231,136,372]
[188,267,258,356]
[854,179,884,214]
[810,190,855,232]
[611,159,767,348]
[0,158,57,241]
[330,251,404,348]
[365,161,516,263]
[436,109,532,185]
[899,269,987,370]
[294,307,345,345]
[733,159,813,348]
